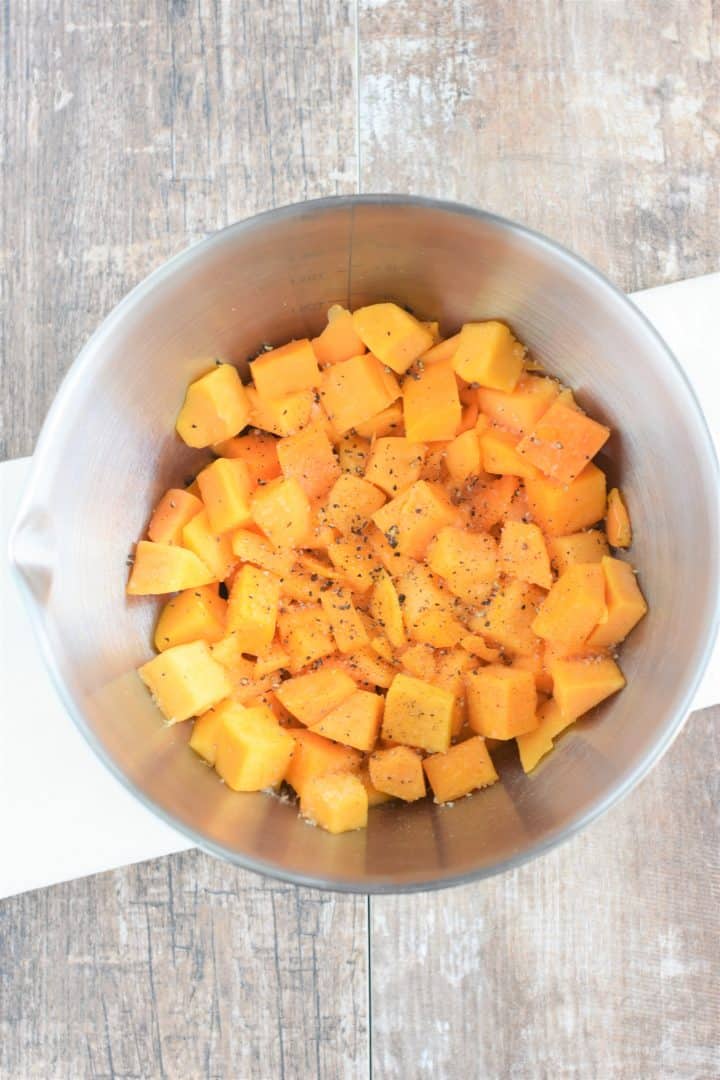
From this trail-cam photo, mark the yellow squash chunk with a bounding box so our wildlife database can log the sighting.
[372,480,459,560]
[531,563,606,650]
[300,772,368,833]
[320,354,400,435]
[499,521,552,589]
[250,338,320,399]
[480,428,540,480]
[312,305,366,366]
[466,665,538,739]
[397,564,465,649]
[231,529,295,577]
[312,689,384,752]
[189,704,225,765]
[320,586,370,653]
[352,302,434,374]
[445,429,482,483]
[226,564,280,656]
[212,431,281,485]
[370,570,407,649]
[469,579,545,656]
[138,641,231,723]
[547,529,609,575]
[197,457,253,535]
[154,585,226,652]
[182,510,237,581]
[368,745,426,802]
[606,487,632,548]
[424,736,499,803]
[323,474,386,536]
[275,667,356,725]
[355,403,404,439]
[278,604,336,672]
[127,540,215,595]
[382,672,454,753]
[214,703,295,791]
[586,557,647,649]
[525,463,606,536]
[250,477,312,549]
[426,526,498,605]
[550,657,626,720]
[176,364,250,448]
[365,437,427,496]
[276,424,341,500]
[147,488,203,545]
[403,360,462,442]
[246,386,314,436]
[477,374,559,434]
[516,698,576,773]
[337,432,372,476]
[285,729,362,797]
[516,400,610,485]
[452,321,525,391]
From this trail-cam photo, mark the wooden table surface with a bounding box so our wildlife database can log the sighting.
[2,2,718,1077]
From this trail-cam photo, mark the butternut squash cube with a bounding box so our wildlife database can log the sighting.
[550,656,625,719]
[214,703,295,791]
[516,399,610,484]
[445,428,482,483]
[189,704,225,765]
[320,354,400,435]
[154,585,226,652]
[338,648,397,689]
[285,729,362,797]
[499,521,553,589]
[382,672,454,753]
[275,667,356,725]
[300,772,368,833]
[403,360,462,442]
[466,665,537,739]
[197,457,253,535]
[358,767,394,806]
[370,570,407,649]
[397,564,465,649]
[250,477,312,549]
[176,364,250,448]
[422,333,461,364]
[127,540,215,595]
[546,529,609,575]
[212,431,281,485]
[516,698,577,773]
[606,487,632,548]
[355,403,404,439]
[327,536,380,593]
[477,374,559,434]
[465,474,518,532]
[365,437,427,496]
[312,689,384,752]
[246,386,314,436]
[452,321,525,391]
[352,302,434,374]
[147,488,203,546]
[399,642,436,679]
[426,526,498,605]
[226,564,280,656]
[323,474,387,536]
[336,432,371,475]
[276,424,340,500]
[278,604,336,672]
[253,640,290,679]
[423,736,499,803]
[531,563,606,649]
[138,641,231,723]
[250,338,320,399]
[525,463,606,536]
[586,557,647,649]
[312,305,366,366]
[480,428,540,480]
[182,510,237,581]
[469,579,545,656]
[372,480,458,560]
[368,745,426,801]
[460,634,502,663]
[230,529,295,578]
[320,586,370,653]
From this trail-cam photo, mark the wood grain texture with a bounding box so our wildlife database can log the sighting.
[2,0,719,1077]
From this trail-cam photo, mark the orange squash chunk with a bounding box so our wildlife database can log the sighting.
[516,698,576,773]
[312,305,367,366]
[226,564,280,656]
[365,437,427,496]
[352,302,434,375]
[320,586,370,653]
[469,579,545,657]
[368,745,426,801]
[327,536,379,592]
[278,604,336,673]
[250,338,320,399]
[370,570,407,649]
[128,540,215,594]
[300,772,368,833]
[338,648,397,689]
[422,333,461,364]
[320,354,400,435]
[246,386,314,437]
[606,487,632,548]
[323,474,386,536]
[477,374,559,434]
[312,689,384,752]
[382,672,454,753]
[586,557,647,649]
[214,703,295,792]
[276,423,340,500]
[445,429,482,483]
[525,463,606,536]
[176,364,250,448]
[517,399,610,484]
[424,736,499,802]
[147,488,203,545]
[498,521,552,589]
[231,529,295,578]
[427,526,498,605]
[466,665,537,739]
[397,564,465,649]
[452,321,525,391]
[182,510,238,581]
[372,480,458,560]
[403,360,462,442]
[197,457,253,534]
[285,729,362,798]
[138,641,231,723]
[480,428,540,480]
[212,431,282,485]
[275,667,357,726]
[355,402,404,439]
[465,474,518,532]
[531,563,606,650]
[550,656,625,720]
[546,529,609,575]
[154,585,226,652]
[250,477,312,549]
[336,432,371,476]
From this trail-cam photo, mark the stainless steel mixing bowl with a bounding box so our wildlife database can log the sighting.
[11,196,719,892]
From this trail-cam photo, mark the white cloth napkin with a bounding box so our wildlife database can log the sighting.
[1,273,718,900]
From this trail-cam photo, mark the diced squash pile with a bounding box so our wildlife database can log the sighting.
[128,302,647,833]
